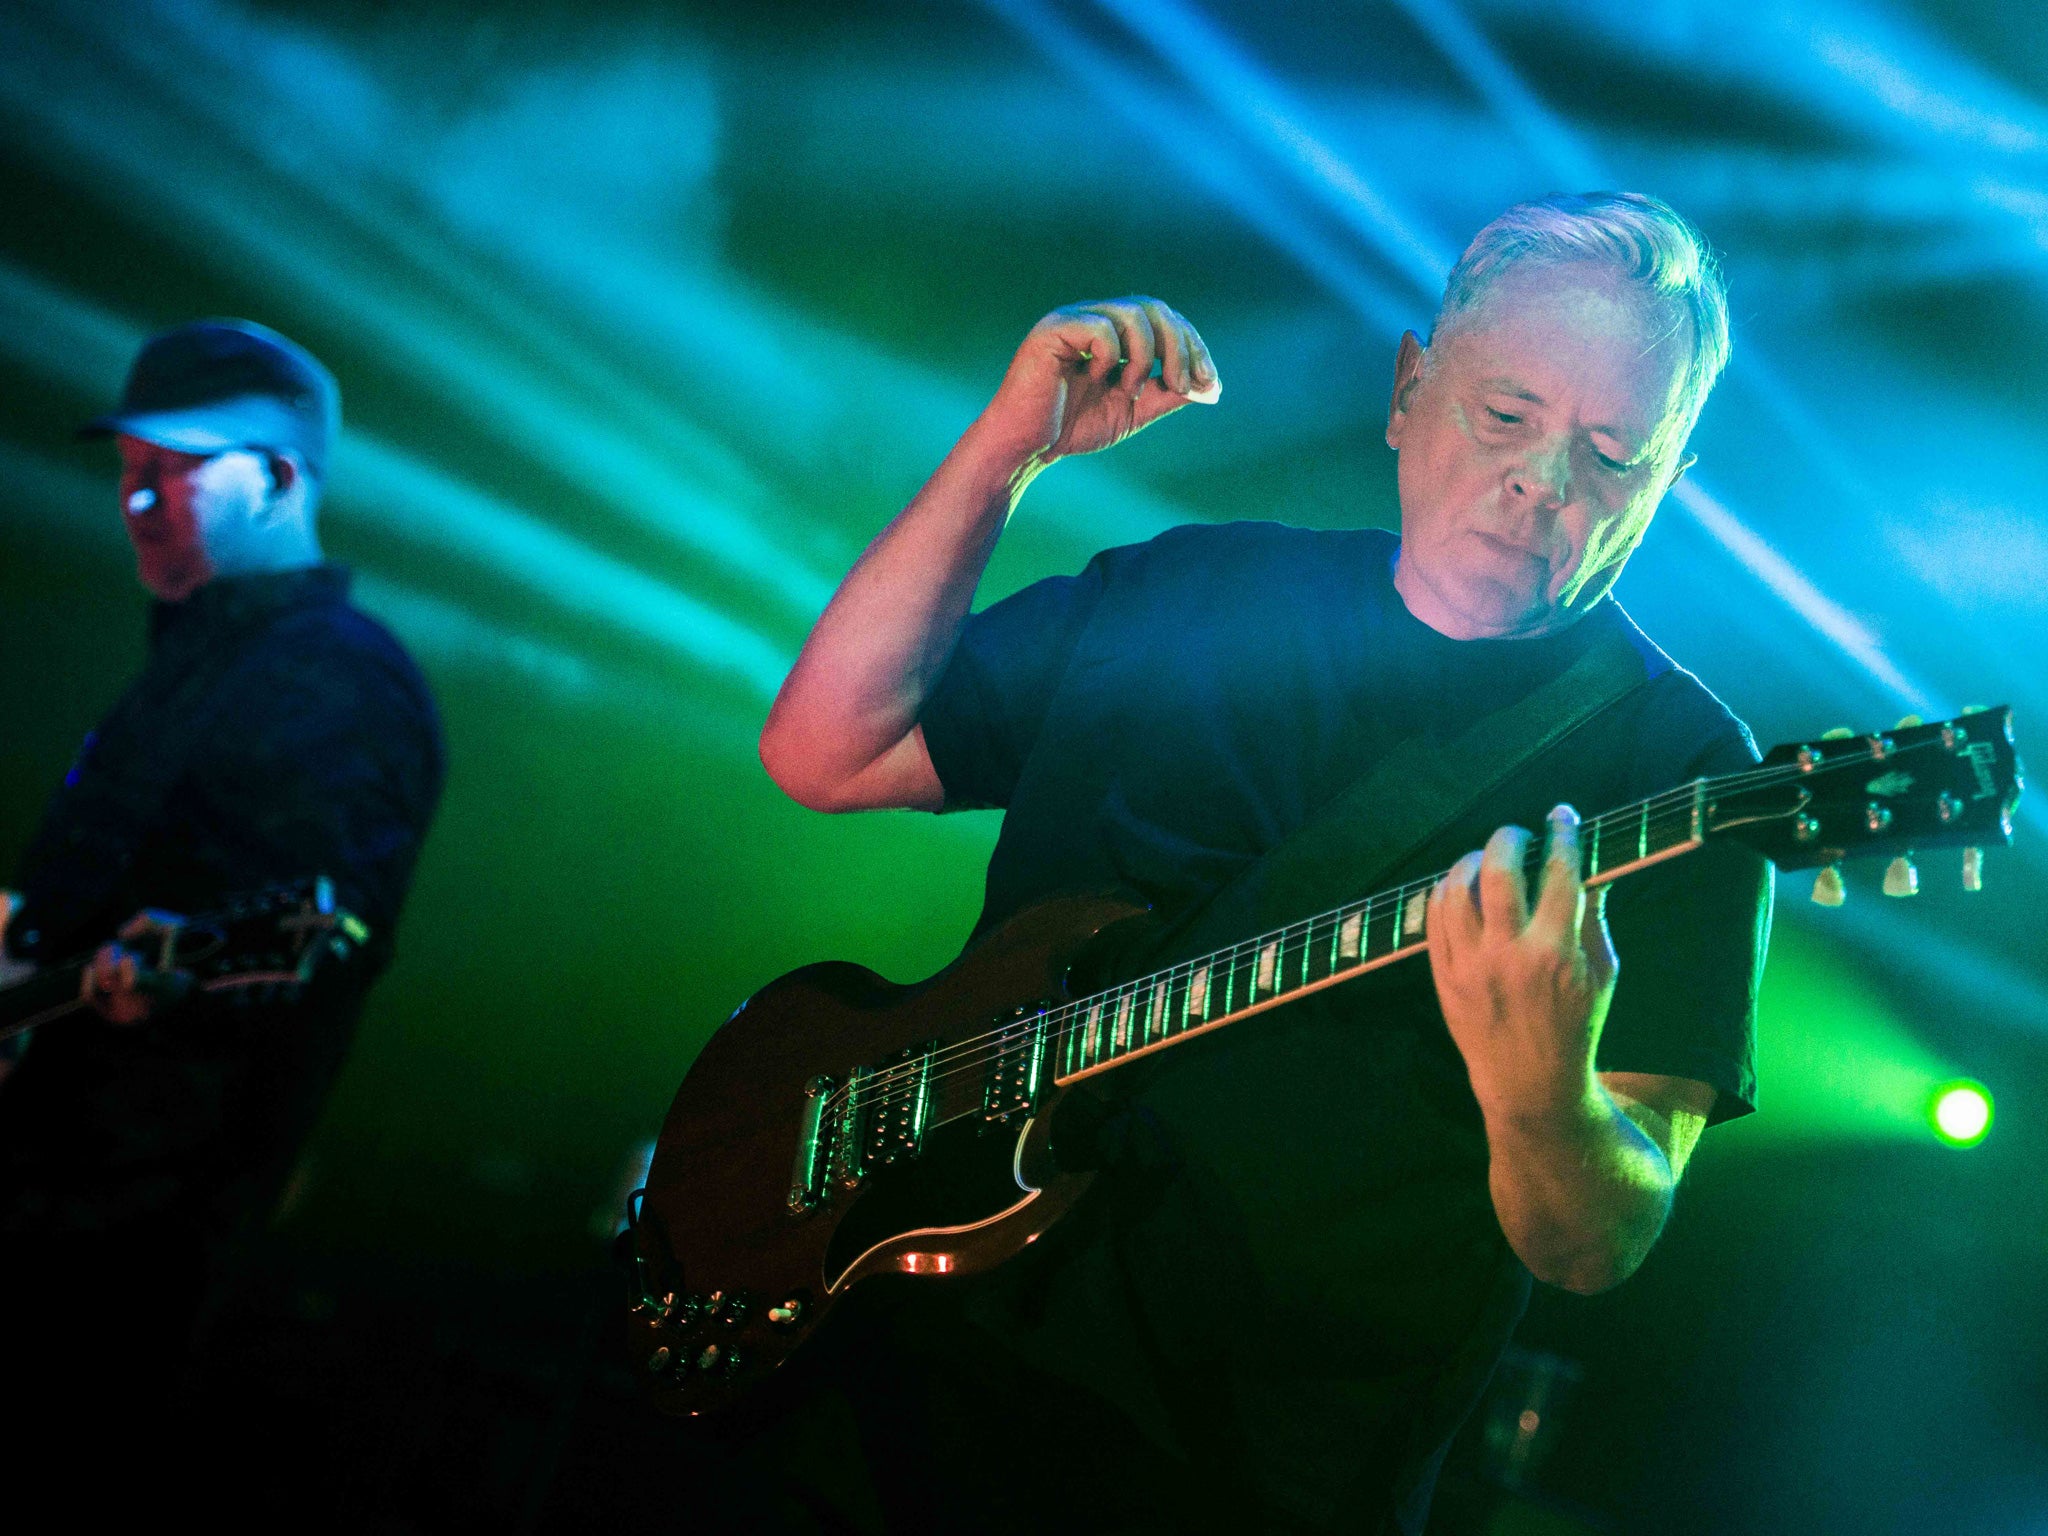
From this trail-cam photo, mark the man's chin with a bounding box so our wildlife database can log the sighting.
[1442,576,1561,638]
[134,553,212,602]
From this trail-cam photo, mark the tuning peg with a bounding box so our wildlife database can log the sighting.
[1883,854,1920,898]
[1962,847,1984,892]
[1963,703,1989,714]
[1894,714,1923,730]
[1821,727,1855,740]
[1811,865,1847,906]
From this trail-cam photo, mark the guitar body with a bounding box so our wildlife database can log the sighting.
[632,890,1145,1417]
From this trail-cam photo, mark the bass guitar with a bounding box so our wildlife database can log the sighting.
[630,709,2024,1416]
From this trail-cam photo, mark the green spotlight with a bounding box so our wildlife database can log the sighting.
[1928,1080,1993,1147]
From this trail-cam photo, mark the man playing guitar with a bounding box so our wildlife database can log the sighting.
[741,192,1771,1533]
[0,321,443,1505]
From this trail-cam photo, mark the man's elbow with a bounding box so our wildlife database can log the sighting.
[758,723,851,813]
[1542,1253,1634,1296]
[1516,1233,1644,1296]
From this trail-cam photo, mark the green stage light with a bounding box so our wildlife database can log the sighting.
[1929,1081,1993,1147]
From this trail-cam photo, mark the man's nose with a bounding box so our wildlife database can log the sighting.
[1505,440,1571,508]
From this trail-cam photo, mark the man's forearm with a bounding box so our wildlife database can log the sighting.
[1482,1080,1676,1294]
[760,416,1040,807]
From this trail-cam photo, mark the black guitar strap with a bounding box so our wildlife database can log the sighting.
[1166,609,1656,958]
[1109,610,1656,1522]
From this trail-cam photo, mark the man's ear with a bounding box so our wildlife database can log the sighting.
[257,451,301,516]
[1386,330,1426,450]
[1667,450,1697,489]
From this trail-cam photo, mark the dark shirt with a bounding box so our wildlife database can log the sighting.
[0,565,443,1243]
[917,523,1772,1532]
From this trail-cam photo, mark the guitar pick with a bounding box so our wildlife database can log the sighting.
[1810,865,1846,906]
[1962,847,1984,892]
[1883,855,1919,898]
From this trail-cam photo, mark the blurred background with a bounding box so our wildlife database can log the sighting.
[3,0,2046,1530]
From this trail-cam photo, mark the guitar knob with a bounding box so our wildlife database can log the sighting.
[1883,855,1919,898]
[1810,865,1846,907]
[646,1346,674,1374]
[1962,847,1984,892]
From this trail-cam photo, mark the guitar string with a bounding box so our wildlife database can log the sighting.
[805,736,1966,1138]
[820,786,1714,1135]
[807,803,1683,1140]
[810,742,1947,1137]
[816,759,1767,1121]
[812,742,1944,1141]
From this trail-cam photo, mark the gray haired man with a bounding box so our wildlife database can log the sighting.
[743,192,1770,1534]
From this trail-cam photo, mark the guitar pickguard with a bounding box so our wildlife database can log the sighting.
[821,1115,1039,1290]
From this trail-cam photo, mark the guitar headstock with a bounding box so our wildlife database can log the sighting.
[1706,708,2024,872]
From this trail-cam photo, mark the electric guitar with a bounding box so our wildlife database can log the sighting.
[630,709,2025,1416]
[0,877,370,1042]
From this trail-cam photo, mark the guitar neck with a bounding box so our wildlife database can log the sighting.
[0,960,92,1041]
[1051,780,1708,1084]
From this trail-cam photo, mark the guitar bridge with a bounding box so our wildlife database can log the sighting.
[787,1041,939,1215]
[787,1074,841,1215]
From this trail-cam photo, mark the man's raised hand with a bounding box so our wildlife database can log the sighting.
[981,298,1219,466]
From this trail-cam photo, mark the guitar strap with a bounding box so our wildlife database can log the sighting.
[1164,609,1656,959]
[1107,610,1655,1518]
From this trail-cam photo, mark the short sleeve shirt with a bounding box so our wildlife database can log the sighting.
[918,522,1772,1531]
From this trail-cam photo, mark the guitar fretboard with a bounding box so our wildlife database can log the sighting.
[1048,780,1708,1083]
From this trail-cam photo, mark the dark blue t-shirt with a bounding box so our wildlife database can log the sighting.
[919,522,1772,1531]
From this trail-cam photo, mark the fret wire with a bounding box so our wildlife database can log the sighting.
[884,782,1763,1115]
[1048,782,1716,1085]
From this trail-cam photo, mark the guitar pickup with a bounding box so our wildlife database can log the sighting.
[791,1042,939,1211]
[850,1041,938,1173]
[981,1012,1050,1124]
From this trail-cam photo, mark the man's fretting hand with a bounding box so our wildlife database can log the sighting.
[1425,805,1618,1121]
[80,909,194,1026]
[978,298,1220,468]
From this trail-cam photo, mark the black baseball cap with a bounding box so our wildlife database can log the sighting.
[80,319,341,480]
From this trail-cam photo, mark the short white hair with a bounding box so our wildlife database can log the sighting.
[1429,191,1731,458]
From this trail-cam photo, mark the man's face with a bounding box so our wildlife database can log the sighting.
[1385,263,1695,639]
[116,435,272,601]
